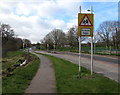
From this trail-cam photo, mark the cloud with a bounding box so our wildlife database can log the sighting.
[51,19,66,29]
[0,0,82,43]
[67,19,77,29]
[15,2,30,16]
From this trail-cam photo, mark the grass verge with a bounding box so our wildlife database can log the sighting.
[2,50,40,94]
[39,53,120,93]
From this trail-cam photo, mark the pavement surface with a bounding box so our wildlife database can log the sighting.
[35,50,120,83]
[25,53,57,93]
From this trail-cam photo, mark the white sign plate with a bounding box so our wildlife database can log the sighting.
[81,28,90,36]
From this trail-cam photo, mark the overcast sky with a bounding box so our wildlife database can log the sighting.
[0,0,119,43]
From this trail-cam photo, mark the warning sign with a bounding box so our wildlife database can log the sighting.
[79,15,93,26]
[78,13,94,37]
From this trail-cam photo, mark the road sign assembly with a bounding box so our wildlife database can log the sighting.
[78,6,94,76]
[78,13,94,37]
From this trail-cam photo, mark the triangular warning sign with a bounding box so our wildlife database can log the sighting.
[79,14,93,26]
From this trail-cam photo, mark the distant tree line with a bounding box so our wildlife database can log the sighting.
[40,26,80,50]
[40,21,120,51]
[0,23,31,57]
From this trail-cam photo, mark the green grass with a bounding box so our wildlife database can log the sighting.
[40,53,120,93]
[6,50,25,58]
[2,51,40,94]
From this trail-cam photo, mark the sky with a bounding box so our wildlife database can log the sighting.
[0,0,119,43]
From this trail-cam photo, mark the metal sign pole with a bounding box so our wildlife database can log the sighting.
[78,6,81,78]
[79,37,81,78]
[91,37,93,75]
[91,6,93,75]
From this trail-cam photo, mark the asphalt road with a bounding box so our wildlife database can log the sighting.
[35,50,120,83]
[58,51,119,64]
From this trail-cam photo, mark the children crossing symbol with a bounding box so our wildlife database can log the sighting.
[83,19,89,25]
[79,14,93,26]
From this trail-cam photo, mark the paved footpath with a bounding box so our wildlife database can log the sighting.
[25,53,57,93]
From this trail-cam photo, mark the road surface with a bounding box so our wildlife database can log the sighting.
[35,50,120,83]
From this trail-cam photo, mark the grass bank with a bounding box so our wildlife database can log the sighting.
[40,53,119,93]
[2,50,40,94]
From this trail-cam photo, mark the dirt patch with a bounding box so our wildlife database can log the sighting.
[2,60,8,63]
[2,54,34,77]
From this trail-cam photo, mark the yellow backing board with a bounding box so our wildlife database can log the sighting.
[78,13,94,37]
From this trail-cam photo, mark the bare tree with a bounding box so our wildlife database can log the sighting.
[43,33,54,49]
[41,28,66,50]
[109,21,119,50]
[23,39,31,48]
[97,21,116,50]
[66,26,78,48]
[51,29,65,48]
[58,31,66,47]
